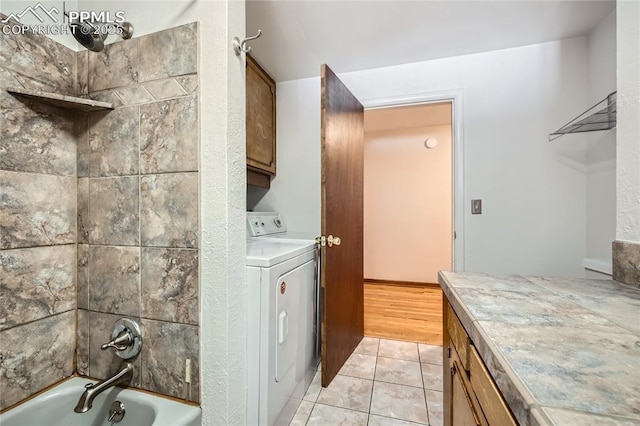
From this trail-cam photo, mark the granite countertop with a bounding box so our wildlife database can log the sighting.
[438,271,640,426]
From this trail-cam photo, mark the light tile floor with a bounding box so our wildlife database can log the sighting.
[290,337,444,426]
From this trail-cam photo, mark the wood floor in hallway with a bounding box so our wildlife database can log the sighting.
[363,281,443,345]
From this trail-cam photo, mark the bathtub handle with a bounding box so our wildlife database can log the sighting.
[101,318,143,359]
[101,330,132,352]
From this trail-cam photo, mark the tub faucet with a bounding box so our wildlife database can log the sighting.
[74,362,134,413]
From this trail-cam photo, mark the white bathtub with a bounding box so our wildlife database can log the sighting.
[0,377,201,426]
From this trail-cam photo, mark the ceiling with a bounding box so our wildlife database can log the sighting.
[246,0,615,82]
[365,102,452,133]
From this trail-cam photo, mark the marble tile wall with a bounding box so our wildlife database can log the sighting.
[0,15,76,94]
[0,16,77,411]
[76,22,200,403]
[613,240,640,288]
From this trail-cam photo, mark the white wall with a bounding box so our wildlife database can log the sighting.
[586,10,616,272]
[79,0,217,40]
[263,37,591,278]
[199,2,247,425]
[616,1,640,244]
[364,124,452,283]
[249,77,322,233]
[75,1,248,424]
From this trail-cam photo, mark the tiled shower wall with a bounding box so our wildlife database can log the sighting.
[613,241,640,287]
[76,23,201,403]
[0,18,200,410]
[0,15,78,410]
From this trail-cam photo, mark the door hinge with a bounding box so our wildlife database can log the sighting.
[315,235,342,247]
[447,346,451,358]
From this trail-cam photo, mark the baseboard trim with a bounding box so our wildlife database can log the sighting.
[364,278,441,289]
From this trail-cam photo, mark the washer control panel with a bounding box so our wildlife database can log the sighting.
[247,212,287,236]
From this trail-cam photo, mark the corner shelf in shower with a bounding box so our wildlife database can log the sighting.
[6,87,114,112]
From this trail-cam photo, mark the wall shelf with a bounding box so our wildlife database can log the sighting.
[549,92,616,141]
[6,87,113,112]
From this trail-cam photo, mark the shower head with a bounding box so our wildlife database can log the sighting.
[70,20,107,52]
[68,19,134,52]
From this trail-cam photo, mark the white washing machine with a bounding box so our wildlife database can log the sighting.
[246,212,320,426]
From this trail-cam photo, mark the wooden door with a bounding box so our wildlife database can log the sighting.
[320,64,364,387]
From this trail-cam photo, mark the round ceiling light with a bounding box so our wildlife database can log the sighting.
[425,137,438,149]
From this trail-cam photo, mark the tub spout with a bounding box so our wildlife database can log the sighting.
[74,362,134,413]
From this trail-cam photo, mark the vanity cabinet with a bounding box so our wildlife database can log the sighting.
[246,54,276,188]
[443,298,517,426]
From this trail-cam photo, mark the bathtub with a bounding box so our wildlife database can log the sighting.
[0,377,201,426]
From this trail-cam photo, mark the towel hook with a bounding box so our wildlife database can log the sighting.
[233,30,262,56]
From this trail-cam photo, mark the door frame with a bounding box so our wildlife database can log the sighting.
[360,89,465,272]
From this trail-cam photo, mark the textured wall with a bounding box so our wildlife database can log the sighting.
[0,14,77,410]
[616,1,640,244]
[612,2,640,288]
[197,1,248,423]
[76,22,201,403]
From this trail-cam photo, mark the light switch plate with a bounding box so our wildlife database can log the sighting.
[472,199,482,214]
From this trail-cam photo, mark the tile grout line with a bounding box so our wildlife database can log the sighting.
[368,338,380,422]
[85,138,92,379]
[137,101,142,386]
[419,343,431,426]
[420,341,431,426]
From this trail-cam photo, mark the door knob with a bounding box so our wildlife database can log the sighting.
[315,235,342,247]
[327,235,341,247]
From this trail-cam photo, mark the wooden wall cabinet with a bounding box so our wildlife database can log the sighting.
[246,54,276,188]
[443,298,517,426]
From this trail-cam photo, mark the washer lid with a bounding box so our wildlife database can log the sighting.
[246,240,315,267]
[254,231,317,243]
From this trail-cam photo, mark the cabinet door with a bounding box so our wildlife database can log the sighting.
[451,361,482,426]
[246,55,276,176]
[447,303,470,371]
[443,298,453,426]
[469,346,516,426]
